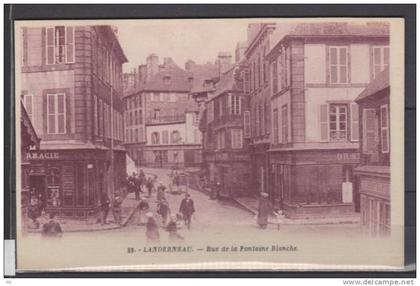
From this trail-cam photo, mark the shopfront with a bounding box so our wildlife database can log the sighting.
[25,149,126,218]
[269,149,360,218]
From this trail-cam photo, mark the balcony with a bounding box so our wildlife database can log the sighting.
[146,114,186,125]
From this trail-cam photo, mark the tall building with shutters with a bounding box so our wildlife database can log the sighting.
[20,25,128,217]
[265,22,389,218]
[123,56,203,168]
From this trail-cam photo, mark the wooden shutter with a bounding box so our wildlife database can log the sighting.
[320,104,329,142]
[363,108,378,154]
[227,94,232,115]
[350,103,359,141]
[243,111,251,138]
[66,26,75,63]
[46,27,55,65]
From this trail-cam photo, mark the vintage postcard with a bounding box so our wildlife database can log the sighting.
[15,18,405,272]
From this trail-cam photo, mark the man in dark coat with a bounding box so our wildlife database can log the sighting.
[179,193,195,229]
[257,192,272,229]
[146,177,154,197]
[41,213,63,238]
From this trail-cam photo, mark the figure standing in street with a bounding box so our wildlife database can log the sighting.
[100,194,110,225]
[257,192,272,229]
[146,177,154,197]
[41,213,63,238]
[156,182,166,201]
[112,194,123,225]
[179,193,195,230]
[157,199,170,224]
[166,214,184,242]
[145,212,160,244]
[136,196,150,225]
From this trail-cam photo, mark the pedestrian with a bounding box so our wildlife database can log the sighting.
[257,192,272,229]
[145,212,160,244]
[179,193,195,230]
[137,196,150,225]
[41,213,63,238]
[146,177,154,198]
[166,214,184,242]
[156,183,166,201]
[100,194,110,225]
[157,199,170,224]
[112,194,123,225]
[27,196,42,229]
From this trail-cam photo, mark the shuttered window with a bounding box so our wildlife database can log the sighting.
[281,104,288,143]
[47,93,66,134]
[329,46,348,84]
[373,46,389,79]
[273,108,279,144]
[243,111,251,138]
[380,104,389,153]
[45,26,75,65]
[350,103,359,141]
[363,108,378,154]
[320,104,329,142]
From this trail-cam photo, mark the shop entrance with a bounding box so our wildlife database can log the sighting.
[29,174,46,208]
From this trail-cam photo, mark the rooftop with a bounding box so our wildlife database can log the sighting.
[355,68,390,102]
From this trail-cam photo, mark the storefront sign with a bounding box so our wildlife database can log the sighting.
[27,152,59,160]
[337,153,360,161]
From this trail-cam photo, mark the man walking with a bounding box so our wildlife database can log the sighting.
[179,193,195,230]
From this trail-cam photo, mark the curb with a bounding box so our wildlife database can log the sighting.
[232,198,360,226]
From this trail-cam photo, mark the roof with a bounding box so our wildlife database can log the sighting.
[95,26,128,63]
[189,62,220,94]
[355,68,389,102]
[267,22,390,60]
[209,66,243,100]
[125,61,193,96]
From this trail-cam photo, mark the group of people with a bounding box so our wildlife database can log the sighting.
[127,170,155,200]
[97,193,124,225]
[144,191,196,244]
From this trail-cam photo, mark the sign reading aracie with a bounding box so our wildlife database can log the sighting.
[26,152,59,160]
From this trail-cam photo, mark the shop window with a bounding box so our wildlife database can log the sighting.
[328,46,348,84]
[47,93,66,134]
[46,26,75,65]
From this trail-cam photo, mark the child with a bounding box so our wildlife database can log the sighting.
[166,214,184,242]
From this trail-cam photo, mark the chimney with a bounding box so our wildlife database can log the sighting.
[217,51,232,76]
[146,54,159,82]
[138,64,147,84]
[163,57,174,67]
[185,59,195,70]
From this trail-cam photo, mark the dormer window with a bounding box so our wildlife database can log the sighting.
[163,75,171,85]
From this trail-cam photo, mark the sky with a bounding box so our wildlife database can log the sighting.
[114,19,249,72]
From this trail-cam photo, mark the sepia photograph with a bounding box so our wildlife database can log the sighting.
[14,17,405,272]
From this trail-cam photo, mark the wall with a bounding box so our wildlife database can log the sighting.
[185,112,202,144]
[146,122,186,145]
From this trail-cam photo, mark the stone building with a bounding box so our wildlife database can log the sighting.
[197,64,252,198]
[244,23,277,197]
[265,22,389,218]
[354,68,390,236]
[20,25,127,217]
[123,56,202,168]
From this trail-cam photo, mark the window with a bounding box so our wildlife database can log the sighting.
[260,104,265,136]
[153,109,160,119]
[93,96,98,136]
[373,46,389,79]
[263,46,267,83]
[265,100,270,135]
[362,108,378,154]
[329,46,348,84]
[134,128,139,142]
[217,131,225,150]
[350,103,359,142]
[380,104,389,153]
[219,97,224,117]
[231,129,243,149]
[162,130,169,144]
[207,101,214,122]
[281,105,288,143]
[255,105,260,136]
[151,132,160,144]
[23,94,33,121]
[273,108,279,144]
[243,111,251,138]
[135,110,138,125]
[171,130,180,144]
[257,53,261,88]
[47,93,66,134]
[46,26,75,65]
[272,61,278,95]
[230,95,241,115]
[329,104,348,141]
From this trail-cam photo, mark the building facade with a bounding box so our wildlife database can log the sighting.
[198,65,252,198]
[354,68,390,236]
[244,23,277,196]
[124,56,202,168]
[20,25,127,217]
[265,22,389,218]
